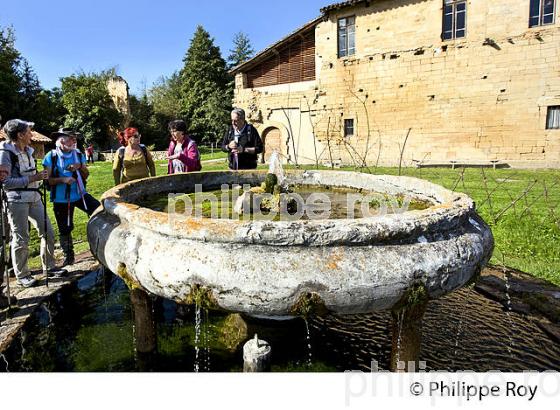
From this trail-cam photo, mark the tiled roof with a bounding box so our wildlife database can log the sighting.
[230,16,323,74]
[0,130,52,143]
[231,1,372,74]
[320,0,368,13]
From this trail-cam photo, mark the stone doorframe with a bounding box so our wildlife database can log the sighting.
[256,121,290,164]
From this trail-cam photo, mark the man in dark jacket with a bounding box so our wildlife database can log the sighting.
[221,108,263,170]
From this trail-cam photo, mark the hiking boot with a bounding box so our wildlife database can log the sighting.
[61,254,75,267]
[47,267,68,278]
[0,293,17,309]
[17,275,37,288]
[59,234,75,267]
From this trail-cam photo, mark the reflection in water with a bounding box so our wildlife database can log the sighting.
[2,269,560,372]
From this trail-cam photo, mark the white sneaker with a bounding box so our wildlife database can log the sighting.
[17,275,37,288]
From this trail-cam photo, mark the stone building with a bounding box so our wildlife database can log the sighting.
[107,75,131,122]
[232,0,560,168]
[107,75,131,148]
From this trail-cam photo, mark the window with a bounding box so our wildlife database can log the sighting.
[529,0,556,27]
[344,119,354,137]
[442,0,466,40]
[546,106,560,129]
[338,16,356,58]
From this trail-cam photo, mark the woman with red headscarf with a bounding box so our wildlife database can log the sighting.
[112,127,156,185]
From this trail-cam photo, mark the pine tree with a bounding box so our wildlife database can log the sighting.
[0,26,23,119]
[227,32,254,69]
[180,25,232,144]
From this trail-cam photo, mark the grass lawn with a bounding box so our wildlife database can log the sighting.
[28,161,560,285]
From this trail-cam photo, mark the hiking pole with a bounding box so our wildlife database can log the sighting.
[66,184,71,228]
[0,184,12,307]
[42,180,49,288]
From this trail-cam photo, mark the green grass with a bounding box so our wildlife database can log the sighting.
[29,161,560,285]
[199,146,227,161]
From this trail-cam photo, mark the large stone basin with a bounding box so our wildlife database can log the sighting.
[87,170,493,317]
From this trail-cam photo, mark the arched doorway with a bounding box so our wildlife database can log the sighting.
[262,127,282,163]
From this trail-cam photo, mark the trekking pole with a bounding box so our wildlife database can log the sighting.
[66,184,71,228]
[0,185,12,307]
[42,181,49,288]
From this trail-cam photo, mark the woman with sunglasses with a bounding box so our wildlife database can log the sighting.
[113,127,156,185]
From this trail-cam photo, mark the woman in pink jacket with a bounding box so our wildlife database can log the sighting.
[166,120,201,174]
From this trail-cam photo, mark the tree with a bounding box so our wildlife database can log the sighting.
[0,25,23,119]
[150,72,183,120]
[180,25,232,145]
[32,88,67,134]
[129,93,165,149]
[145,72,183,149]
[227,32,254,69]
[60,71,123,149]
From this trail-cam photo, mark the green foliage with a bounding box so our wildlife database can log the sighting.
[227,32,254,69]
[149,72,183,119]
[140,72,185,149]
[128,93,164,149]
[60,70,123,148]
[0,25,23,119]
[179,25,232,145]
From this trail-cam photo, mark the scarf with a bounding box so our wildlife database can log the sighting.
[55,139,87,209]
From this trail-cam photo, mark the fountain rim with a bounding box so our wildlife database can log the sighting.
[98,169,475,246]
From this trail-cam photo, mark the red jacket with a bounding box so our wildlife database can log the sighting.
[167,137,200,174]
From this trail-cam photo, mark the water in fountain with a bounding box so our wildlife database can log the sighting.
[3,269,560,372]
[194,304,201,372]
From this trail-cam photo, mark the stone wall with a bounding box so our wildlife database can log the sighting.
[234,0,560,168]
[102,150,169,162]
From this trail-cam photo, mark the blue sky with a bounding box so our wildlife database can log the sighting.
[0,0,329,95]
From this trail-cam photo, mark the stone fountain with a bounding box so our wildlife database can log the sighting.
[87,167,493,370]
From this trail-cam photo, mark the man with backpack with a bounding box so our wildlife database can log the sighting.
[43,128,100,267]
[0,119,67,287]
[221,108,263,170]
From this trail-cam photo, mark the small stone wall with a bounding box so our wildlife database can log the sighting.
[101,151,169,162]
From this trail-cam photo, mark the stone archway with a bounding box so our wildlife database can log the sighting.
[262,127,282,163]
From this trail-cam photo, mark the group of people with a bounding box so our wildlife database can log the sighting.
[0,108,263,308]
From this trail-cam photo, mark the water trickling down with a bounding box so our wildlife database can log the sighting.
[304,319,313,367]
[194,304,201,372]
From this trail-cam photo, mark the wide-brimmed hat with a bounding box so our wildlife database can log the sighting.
[50,127,83,139]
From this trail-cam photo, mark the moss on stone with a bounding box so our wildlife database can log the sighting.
[264,173,278,194]
[392,283,429,314]
[117,262,141,290]
[184,284,218,309]
[290,292,328,318]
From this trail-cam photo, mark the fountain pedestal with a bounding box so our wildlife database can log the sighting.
[389,299,428,372]
[243,334,271,372]
[130,288,157,354]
